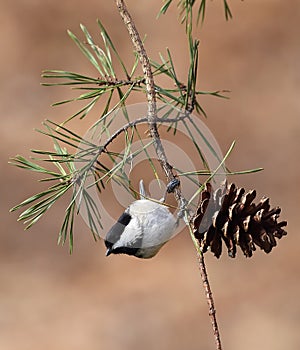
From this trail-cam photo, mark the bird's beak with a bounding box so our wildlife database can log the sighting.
[105,248,112,257]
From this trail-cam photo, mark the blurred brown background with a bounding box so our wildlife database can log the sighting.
[1,1,300,349]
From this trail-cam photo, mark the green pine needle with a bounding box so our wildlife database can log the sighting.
[158,0,233,26]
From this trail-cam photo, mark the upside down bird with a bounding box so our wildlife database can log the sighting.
[105,180,177,259]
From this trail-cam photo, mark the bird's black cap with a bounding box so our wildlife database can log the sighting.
[104,211,132,252]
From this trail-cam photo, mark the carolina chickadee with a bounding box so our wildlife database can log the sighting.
[105,180,177,259]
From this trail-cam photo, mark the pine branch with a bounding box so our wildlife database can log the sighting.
[198,253,223,350]
[115,0,185,206]
[187,214,223,350]
[115,2,223,350]
[102,112,191,151]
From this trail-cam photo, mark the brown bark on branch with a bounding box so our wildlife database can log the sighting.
[197,252,223,350]
[115,0,182,202]
[115,2,223,349]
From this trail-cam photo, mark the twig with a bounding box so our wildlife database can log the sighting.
[115,0,182,202]
[97,76,145,87]
[188,220,223,350]
[103,117,147,150]
[83,113,189,182]
[115,2,223,349]
[102,113,190,151]
[197,253,222,350]
[96,114,190,173]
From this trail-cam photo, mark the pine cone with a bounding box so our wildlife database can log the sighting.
[192,182,287,258]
